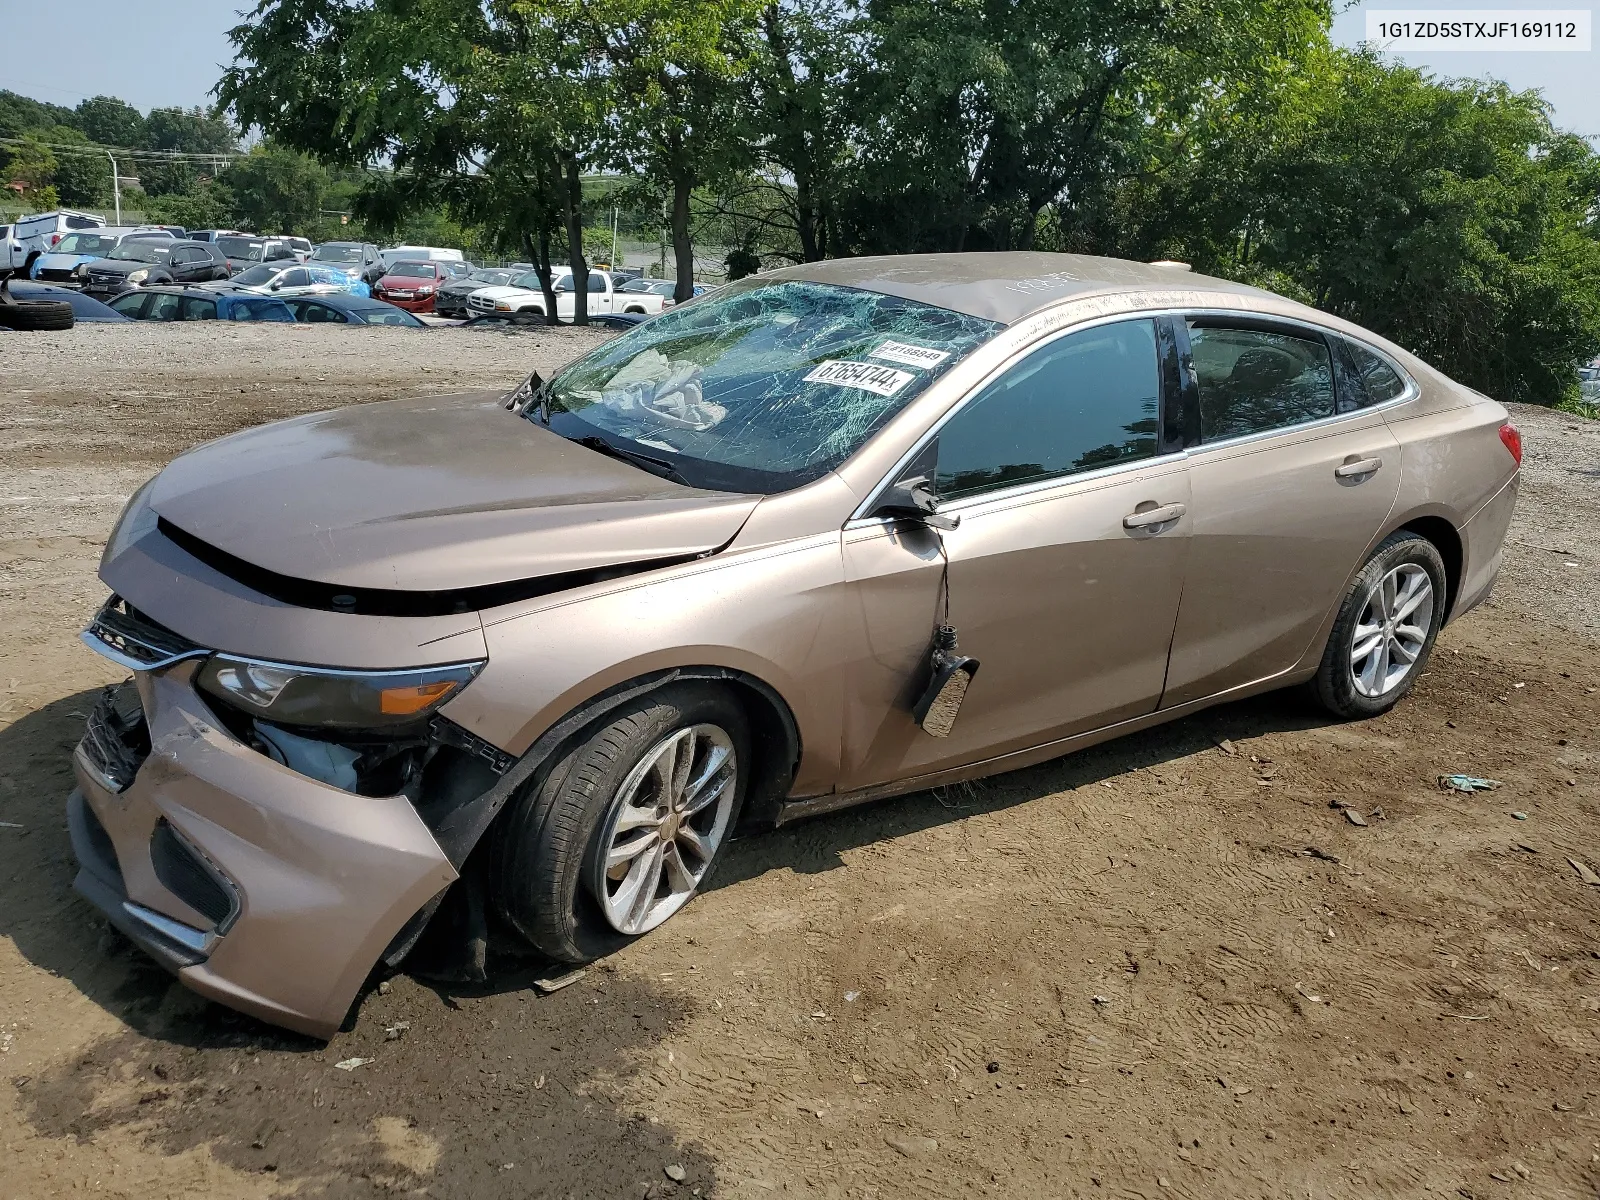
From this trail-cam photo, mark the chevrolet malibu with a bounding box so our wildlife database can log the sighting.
[70,253,1519,1037]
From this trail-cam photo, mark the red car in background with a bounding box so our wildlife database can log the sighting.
[371,260,449,313]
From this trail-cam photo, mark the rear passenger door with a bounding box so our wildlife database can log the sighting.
[1159,316,1400,707]
[169,247,206,283]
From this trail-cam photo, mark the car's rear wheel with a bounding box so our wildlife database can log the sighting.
[1313,531,1447,719]
[494,684,748,962]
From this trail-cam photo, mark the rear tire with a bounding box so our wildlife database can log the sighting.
[1312,531,1448,719]
[493,684,749,963]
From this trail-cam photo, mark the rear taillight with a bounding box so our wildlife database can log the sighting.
[1498,422,1522,466]
[49,232,61,245]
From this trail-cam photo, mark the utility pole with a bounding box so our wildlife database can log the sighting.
[105,151,120,225]
[610,205,618,268]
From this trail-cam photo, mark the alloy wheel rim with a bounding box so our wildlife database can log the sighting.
[590,724,738,936]
[1349,564,1434,698]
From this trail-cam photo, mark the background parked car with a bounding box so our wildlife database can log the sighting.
[82,240,231,299]
[135,224,187,239]
[185,229,245,244]
[106,286,295,322]
[282,294,428,326]
[371,260,451,312]
[215,261,370,298]
[29,228,169,287]
[5,280,130,323]
[215,234,298,274]
[467,266,668,320]
[433,266,518,319]
[276,235,314,262]
[378,245,464,270]
[310,240,385,285]
[617,277,709,306]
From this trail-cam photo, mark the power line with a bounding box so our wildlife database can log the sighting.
[0,135,236,165]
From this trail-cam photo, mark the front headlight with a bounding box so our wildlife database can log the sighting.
[73,262,89,276]
[417,286,434,295]
[495,300,512,310]
[196,656,484,730]
[105,477,158,562]
[126,268,149,284]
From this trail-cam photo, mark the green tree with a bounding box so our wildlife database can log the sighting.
[1142,48,1600,406]
[593,0,763,300]
[142,106,238,154]
[143,180,237,231]
[46,127,109,206]
[224,142,329,233]
[75,95,144,146]
[739,0,863,262]
[221,0,602,322]
[2,135,55,197]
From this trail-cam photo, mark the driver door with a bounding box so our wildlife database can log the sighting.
[839,318,1192,791]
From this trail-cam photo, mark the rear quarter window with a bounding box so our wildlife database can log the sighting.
[1345,340,1409,405]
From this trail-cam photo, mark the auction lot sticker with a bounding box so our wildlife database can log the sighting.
[1365,9,1591,49]
[870,340,951,369]
[804,359,915,396]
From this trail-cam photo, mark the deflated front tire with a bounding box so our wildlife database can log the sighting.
[492,684,748,962]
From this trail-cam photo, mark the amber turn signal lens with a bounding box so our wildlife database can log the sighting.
[379,680,460,715]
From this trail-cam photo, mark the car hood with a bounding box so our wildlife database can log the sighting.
[470,284,542,302]
[35,252,94,271]
[145,392,761,594]
[86,258,148,275]
[376,275,435,289]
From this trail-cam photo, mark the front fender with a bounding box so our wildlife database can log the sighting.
[438,531,849,800]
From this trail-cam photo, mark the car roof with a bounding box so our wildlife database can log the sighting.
[759,252,1275,326]
[291,294,389,311]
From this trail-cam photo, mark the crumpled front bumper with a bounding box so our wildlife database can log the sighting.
[68,666,457,1038]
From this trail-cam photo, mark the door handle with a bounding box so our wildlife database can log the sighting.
[1123,502,1186,530]
[1335,457,1383,479]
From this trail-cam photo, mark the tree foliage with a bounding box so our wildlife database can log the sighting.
[201,0,1600,397]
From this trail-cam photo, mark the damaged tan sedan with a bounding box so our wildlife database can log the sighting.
[70,253,1520,1037]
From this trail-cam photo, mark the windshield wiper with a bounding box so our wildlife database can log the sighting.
[574,435,693,486]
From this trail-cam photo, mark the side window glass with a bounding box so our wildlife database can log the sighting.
[1346,341,1408,406]
[1188,324,1333,441]
[178,296,216,321]
[109,293,148,317]
[145,292,182,322]
[934,319,1161,501]
[284,268,310,288]
[588,271,607,291]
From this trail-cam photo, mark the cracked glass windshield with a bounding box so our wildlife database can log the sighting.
[542,280,1002,493]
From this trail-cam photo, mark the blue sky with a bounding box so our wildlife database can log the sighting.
[1,0,1595,141]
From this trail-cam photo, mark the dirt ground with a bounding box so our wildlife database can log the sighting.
[1,323,1597,1200]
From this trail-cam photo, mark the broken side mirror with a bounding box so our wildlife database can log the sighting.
[870,440,959,531]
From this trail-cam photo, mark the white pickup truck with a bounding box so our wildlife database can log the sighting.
[466,267,668,321]
[3,211,107,271]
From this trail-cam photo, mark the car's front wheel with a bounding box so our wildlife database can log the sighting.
[1313,531,1448,719]
[494,684,748,962]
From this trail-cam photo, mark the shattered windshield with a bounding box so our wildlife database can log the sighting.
[543,279,1001,493]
